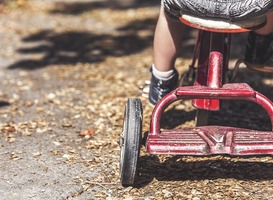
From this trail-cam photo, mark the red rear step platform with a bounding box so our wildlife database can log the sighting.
[147,126,273,155]
[147,83,273,156]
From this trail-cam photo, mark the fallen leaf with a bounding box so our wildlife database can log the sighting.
[79,128,96,137]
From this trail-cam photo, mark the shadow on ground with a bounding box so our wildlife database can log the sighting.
[135,155,273,187]
[49,0,160,15]
[7,0,160,70]
[7,18,155,70]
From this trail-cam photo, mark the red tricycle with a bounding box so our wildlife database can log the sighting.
[119,12,273,187]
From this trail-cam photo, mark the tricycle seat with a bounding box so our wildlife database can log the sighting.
[180,14,266,33]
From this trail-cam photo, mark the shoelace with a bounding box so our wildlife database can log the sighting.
[157,80,164,99]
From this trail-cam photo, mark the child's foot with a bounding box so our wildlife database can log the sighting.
[148,67,178,105]
[245,31,273,73]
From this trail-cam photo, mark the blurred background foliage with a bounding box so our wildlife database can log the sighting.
[0,0,28,8]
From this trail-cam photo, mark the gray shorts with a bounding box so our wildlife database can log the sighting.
[162,0,273,22]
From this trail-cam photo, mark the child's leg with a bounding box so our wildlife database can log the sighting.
[153,7,185,72]
[255,12,273,35]
[148,6,185,105]
[245,11,273,73]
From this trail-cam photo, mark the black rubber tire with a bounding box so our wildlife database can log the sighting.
[120,98,142,187]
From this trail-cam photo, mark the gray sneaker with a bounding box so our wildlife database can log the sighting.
[148,68,179,105]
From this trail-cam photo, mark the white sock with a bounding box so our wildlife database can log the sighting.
[152,64,175,81]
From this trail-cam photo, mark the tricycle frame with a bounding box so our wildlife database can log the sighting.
[146,18,273,156]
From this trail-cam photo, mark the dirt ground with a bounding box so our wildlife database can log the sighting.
[2,0,273,199]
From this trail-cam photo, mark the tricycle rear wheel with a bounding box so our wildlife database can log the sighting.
[119,98,142,187]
